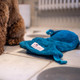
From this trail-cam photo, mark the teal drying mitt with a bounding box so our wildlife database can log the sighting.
[20,30,80,64]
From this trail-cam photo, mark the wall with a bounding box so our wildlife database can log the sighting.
[18,0,80,29]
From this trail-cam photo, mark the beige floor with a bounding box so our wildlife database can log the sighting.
[0,26,80,80]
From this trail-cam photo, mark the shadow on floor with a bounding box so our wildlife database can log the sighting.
[77,45,80,50]
[18,50,53,60]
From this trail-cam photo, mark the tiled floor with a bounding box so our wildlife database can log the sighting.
[0,27,80,80]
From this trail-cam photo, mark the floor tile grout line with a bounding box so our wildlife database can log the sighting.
[6,52,53,61]
[6,52,40,59]
[27,61,53,80]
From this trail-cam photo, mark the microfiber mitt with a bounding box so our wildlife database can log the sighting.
[20,29,80,64]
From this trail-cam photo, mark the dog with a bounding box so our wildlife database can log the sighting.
[0,0,25,54]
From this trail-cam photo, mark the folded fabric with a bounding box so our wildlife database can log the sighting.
[19,30,80,64]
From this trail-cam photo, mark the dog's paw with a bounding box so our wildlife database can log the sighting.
[7,38,24,45]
